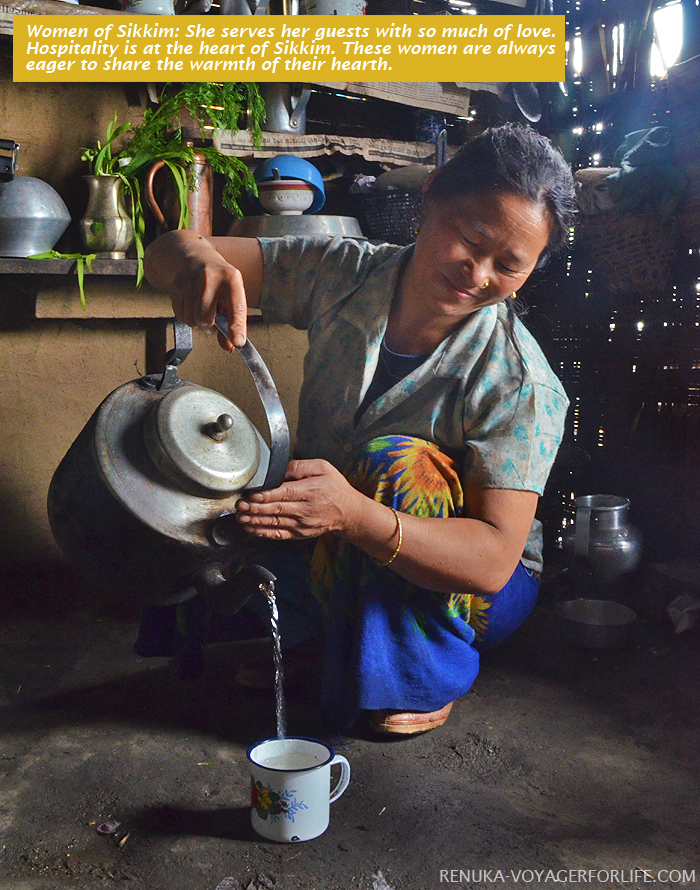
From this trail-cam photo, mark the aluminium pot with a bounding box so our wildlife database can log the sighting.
[562,494,643,590]
[0,139,71,257]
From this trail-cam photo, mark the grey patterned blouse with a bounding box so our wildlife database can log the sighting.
[257,235,569,571]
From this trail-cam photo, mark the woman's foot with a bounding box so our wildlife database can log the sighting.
[365,701,454,735]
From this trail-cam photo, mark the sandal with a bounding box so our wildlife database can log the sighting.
[366,701,454,735]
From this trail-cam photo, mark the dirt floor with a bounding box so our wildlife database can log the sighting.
[1,560,699,890]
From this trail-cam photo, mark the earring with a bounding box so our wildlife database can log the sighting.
[482,279,489,289]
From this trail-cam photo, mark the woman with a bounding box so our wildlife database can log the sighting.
[143,123,577,735]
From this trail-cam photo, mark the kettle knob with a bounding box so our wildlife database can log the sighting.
[206,413,234,442]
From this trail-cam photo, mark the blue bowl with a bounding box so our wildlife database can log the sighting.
[254,155,325,214]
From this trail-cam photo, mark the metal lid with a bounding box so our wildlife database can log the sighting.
[145,386,261,495]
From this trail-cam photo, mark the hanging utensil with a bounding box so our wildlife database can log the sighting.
[511,82,543,123]
[435,128,447,168]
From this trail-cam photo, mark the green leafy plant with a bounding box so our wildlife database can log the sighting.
[33,83,265,309]
[80,111,131,176]
[121,82,265,221]
[29,251,97,311]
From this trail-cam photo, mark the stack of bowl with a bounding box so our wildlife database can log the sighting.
[253,155,325,216]
[230,154,362,238]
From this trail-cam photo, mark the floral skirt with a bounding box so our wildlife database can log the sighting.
[305,434,539,730]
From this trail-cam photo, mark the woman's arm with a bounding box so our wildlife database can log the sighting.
[235,458,538,595]
[352,480,538,594]
[143,230,264,349]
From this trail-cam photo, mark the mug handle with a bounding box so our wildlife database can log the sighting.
[329,754,351,804]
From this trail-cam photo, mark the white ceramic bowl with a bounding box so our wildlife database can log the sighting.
[257,179,315,216]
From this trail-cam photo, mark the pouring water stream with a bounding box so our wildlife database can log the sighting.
[261,578,287,739]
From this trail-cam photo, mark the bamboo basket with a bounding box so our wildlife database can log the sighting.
[577,207,678,294]
[360,190,422,245]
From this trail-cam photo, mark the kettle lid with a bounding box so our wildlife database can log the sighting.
[145,386,261,495]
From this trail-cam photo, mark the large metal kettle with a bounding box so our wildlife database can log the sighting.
[48,316,289,607]
[259,84,311,135]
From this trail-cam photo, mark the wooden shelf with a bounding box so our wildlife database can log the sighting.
[0,257,139,276]
[0,257,171,318]
[0,257,266,320]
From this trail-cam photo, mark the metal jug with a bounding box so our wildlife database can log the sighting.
[145,146,214,237]
[47,316,289,607]
[563,494,643,588]
[259,84,311,134]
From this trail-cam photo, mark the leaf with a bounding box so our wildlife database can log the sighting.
[27,250,97,310]
[160,159,190,230]
[84,112,132,176]
[118,174,146,288]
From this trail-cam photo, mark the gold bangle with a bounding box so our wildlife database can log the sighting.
[375,507,403,567]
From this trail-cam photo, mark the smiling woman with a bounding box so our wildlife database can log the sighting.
[142,124,577,737]
[392,189,551,354]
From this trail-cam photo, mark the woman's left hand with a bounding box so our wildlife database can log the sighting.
[235,459,364,540]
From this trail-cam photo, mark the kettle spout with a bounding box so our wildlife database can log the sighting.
[234,563,277,608]
[199,562,276,616]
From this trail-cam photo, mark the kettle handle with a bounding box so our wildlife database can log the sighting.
[289,87,312,130]
[215,312,290,491]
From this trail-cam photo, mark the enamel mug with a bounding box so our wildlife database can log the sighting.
[247,736,350,842]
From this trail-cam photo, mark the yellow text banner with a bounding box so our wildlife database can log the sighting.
[13,14,564,83]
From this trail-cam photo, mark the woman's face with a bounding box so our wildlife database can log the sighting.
[407,188,552,322]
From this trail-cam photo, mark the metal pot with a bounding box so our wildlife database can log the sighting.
[0,139,71,257]
[562,494,643,590]
[48,317,290,607]
[555,598,637,649]
[229,214,362,238]
[259,84,311,134]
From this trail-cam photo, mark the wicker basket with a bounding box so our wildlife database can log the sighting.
[577,208,679,294]
[360,190,423,245]
[669,55,700,247]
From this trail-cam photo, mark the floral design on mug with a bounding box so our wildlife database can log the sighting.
[251,779,309,822]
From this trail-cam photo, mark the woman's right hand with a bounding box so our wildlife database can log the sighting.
[144,230,264,351]
[170,247,249,350]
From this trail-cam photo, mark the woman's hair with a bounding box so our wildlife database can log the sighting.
[425,122,577,268]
